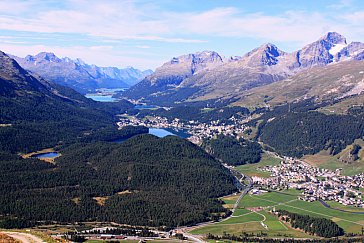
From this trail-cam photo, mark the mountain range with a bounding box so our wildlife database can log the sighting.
[121,32,364,107]
[10,52,153,94]
[0,50,138,153]
[0,50,236,228]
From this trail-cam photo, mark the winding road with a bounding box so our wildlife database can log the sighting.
[231,170,253,215]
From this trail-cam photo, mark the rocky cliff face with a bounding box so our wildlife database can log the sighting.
[239,43,286,67]
[11,53,153,94]
[290,32,347,68]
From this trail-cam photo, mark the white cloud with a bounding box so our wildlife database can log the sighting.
[135,45,150,49]
[0,1,363,46]
[340,11,364,24]
[0,0,37,15]
[1,1,364,68]
[328,0,353,9]
[89,46,113,51]
[168,8,352,46]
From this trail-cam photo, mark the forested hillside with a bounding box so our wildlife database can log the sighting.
[0,51,139,153]
[138,106,250,124]
[257,109,364,157]
[202,135,262,166]
[0,135,236,227]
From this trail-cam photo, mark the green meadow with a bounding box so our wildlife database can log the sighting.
[191,191,364,238]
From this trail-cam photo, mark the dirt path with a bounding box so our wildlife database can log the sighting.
[0,232,45,243]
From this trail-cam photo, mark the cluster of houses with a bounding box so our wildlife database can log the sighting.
[117,115,248,144]
[53,227,166,242]
[252,158,364,207]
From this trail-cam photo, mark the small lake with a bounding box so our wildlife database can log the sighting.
[34,152,60,159]
[85,88,128,102]
[85,94,116,102]
[150,128,191,138]
[149,128,175,137]
[113,128,190,143]
[134,104,158,109]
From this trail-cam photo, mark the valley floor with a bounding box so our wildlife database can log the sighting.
[188,152,364,241]
[189,189,364,239]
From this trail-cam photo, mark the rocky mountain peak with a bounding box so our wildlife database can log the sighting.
[34,52,61,62]
[320,32,347,46]
[169,51,223,65]
[160,51,223,74]
[190,51,223,73]
[24,55,35,62]
[241,43,285,66]
[74,58,87,66]
[293,32,348,68]
[194,50,222,60]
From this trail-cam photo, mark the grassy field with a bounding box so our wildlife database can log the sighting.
[236,152,281,178]
[190,191,364,238]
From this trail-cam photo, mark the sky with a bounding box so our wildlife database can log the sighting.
[0,0,364,70]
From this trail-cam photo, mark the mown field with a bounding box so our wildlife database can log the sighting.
[190,191,364,238]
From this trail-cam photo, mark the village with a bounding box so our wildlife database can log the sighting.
[118,114,364,208]
[252,157,364,208]
[117,115,248,144]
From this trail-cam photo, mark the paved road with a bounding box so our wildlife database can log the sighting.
[1,232,45,243]
[319,200,364,214]
[231,169,253,215]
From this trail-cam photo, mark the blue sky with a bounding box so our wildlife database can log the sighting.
[0,0,364,70]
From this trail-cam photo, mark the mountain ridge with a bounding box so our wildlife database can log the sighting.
[121,32,364,106]
[11,52,153,94]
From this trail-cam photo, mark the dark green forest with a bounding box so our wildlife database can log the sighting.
[0,52,239,229]
[256,108,364,157]
[202,135,262,166]
[138,106,250,124]
[0,135,236,227]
